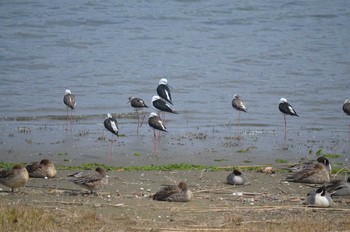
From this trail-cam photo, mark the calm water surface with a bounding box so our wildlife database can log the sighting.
[0,0,349,166]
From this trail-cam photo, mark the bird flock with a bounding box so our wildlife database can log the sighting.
[1,78,349,207]
[1,156,350,206]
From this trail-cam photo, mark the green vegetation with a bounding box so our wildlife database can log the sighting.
[275,159,289,164]
[134,153,142,157]
[315,148,341,159]
[237,146,256,153]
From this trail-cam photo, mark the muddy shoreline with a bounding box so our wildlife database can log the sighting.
[1,169,350,231]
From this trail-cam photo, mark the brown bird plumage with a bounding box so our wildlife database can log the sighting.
[0,164,29,192]
[26,159,57,178]
[153,182,192,202]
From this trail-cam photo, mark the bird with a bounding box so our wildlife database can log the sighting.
[157,78,173,105]
[0,164,29,192]
[148,112,167,153]
[226,169,249,185]
[232,94,247,132]
[63,89,76,130]
[153,182,192,202]
[286,162,330,184]
[25,159,57,178]
[128,97,148,134]
[305,186,333,207]
[67,167,108,194]
[343,99,350,115]
[278,98,299,134]
[152,95,178,115]
[104,114,119,158]
[325,177,350,196]
[287,156,332,174]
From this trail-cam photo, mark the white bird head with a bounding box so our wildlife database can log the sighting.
[344,99,350,104]
[149,112,158,118]
[159,78,168,85]
[152,95,161,102]
[106,113,112,118]
[65,89,72,95]
[279,98,288,104]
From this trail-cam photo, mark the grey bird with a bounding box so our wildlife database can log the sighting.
[226,169,249,185]
[153,182,192,202]
[325,177,350,196]
[305,186,333,207]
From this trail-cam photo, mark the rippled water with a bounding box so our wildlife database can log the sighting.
[0,0,349,166]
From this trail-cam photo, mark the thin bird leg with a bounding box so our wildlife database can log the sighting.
[284,115,287,140]
[66,106,69,131]
[70,109,73,130]
[237,111,241,134]
[140,114,145,127]
[153,129,157,153]
[136,111,140,135]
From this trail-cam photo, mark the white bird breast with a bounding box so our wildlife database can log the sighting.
[111,121,118,132]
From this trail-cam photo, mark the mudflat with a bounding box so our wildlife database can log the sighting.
[0,168,350,231]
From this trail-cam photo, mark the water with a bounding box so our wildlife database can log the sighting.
[0,0,349,166]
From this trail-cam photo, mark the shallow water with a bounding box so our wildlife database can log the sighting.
[0,0,349,166]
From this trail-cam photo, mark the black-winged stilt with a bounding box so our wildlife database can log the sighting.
[152,95,178,115]
[128,97,148,134]
[157,78,173,105]
[104,113,119,158]
[343,99,350,115]
[63,89,76,130]
[232,94,247,132]
[279,98,298,132]
[148,112,167,153]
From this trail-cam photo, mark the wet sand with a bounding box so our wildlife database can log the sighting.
[1,114,349,168]
[1,169,350,231]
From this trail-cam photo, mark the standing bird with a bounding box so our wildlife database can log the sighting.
[153,182,192,202]
[104,114,119,158]
[226,169,249,185]
[305,186,333,208]
[278,98,299,135]
[128,97,148,134]
[63,89,76,130]
[26,159,57,178]
[152,95,178,115]
[343,99,350,115]
[148,112,167,153]
[67,167,108,194]
[232,94,247,132]
[157,78,173,105]
[0,164,29,192]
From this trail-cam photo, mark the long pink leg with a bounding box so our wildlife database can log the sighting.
[153,129,157,153]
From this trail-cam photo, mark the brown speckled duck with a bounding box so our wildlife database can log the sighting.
[26,159,57,178]
[286,162,330,184]
[67,167,108,194]
[0,164,29,192]
[153,182,192,202]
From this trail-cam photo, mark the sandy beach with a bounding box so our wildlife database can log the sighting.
[1,168,350,231]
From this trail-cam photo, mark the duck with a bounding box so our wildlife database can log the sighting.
[26,159,57,178]
[287,156,331,174]
[325,177,350,196]
[153,182,192,202]
[0,164,29,192]
[67,167,108,194]
[226,169,249,185]
[286,162,330,184]
[305,186,333,207]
